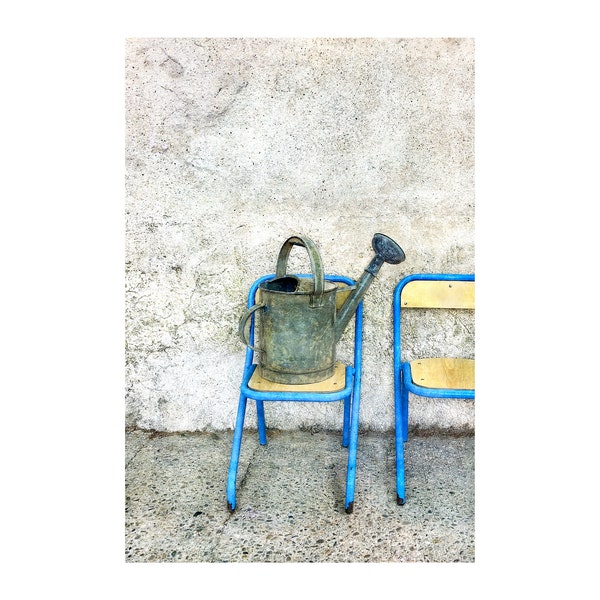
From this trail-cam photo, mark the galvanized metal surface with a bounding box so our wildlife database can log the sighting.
[239,233,406,384]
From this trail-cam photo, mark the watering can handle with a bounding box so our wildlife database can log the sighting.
[275,235,324,307]
[238,303,265,350]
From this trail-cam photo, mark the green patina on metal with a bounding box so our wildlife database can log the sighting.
[239,234,405,384]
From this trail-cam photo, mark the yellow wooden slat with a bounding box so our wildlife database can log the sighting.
[248,361,346,392]
[410,358,474,390]
[401,280,475,309]
[334,283,353,310]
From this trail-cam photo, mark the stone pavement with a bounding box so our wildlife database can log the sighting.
[125,429,474,562]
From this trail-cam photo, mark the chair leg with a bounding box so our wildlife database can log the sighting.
[344,384,361,514]
[341,394,351,448]
[226,394,248,512]
[256,400,267,445]
[395,375,406,505]
[401,375,409,443]
[395,437,406,506]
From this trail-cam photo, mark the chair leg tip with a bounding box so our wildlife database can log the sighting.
[345,501,354,514]
[396,495,405,506]
[227,502,235,512]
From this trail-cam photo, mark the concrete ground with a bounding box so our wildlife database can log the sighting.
[125,429,474,562]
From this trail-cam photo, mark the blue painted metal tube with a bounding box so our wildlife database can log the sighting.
[392,274,407,490]
[342,396,351,447]
[344,372,361,511]
[342,301,362,447]
[226,394,248,510]
[353,300,364,389]
[256,400,267,445]
[344,300,363,511]
[401,372,409,441]
[393,278,404,446]
[395,272,474,295]
[394,367,405,501]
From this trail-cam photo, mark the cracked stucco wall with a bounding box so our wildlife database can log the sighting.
[125,38,474,433]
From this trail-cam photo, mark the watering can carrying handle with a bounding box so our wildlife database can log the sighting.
[275,235,325,307]
[238,302,265,350]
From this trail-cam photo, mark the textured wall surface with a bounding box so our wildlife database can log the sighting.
[125,38,475,433]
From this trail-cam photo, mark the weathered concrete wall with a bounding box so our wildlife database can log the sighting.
[125,38,474,433]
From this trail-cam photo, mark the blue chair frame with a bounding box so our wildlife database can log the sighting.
[393,273,475,505]
[227,273,364,514]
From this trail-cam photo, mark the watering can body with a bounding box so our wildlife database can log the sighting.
[239,234,405,384]
[257,276,339,383]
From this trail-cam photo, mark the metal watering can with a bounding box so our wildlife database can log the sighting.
[238,233,406,384]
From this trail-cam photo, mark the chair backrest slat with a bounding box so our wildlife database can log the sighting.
[400,279,474,309]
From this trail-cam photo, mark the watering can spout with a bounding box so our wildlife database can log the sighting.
[334,233,406,342]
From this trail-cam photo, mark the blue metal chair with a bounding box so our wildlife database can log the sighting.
[227,273,364,514]
[393,273,475,505]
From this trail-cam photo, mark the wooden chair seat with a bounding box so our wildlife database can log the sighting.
[248,361,347,392]
[409,357,474,390]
